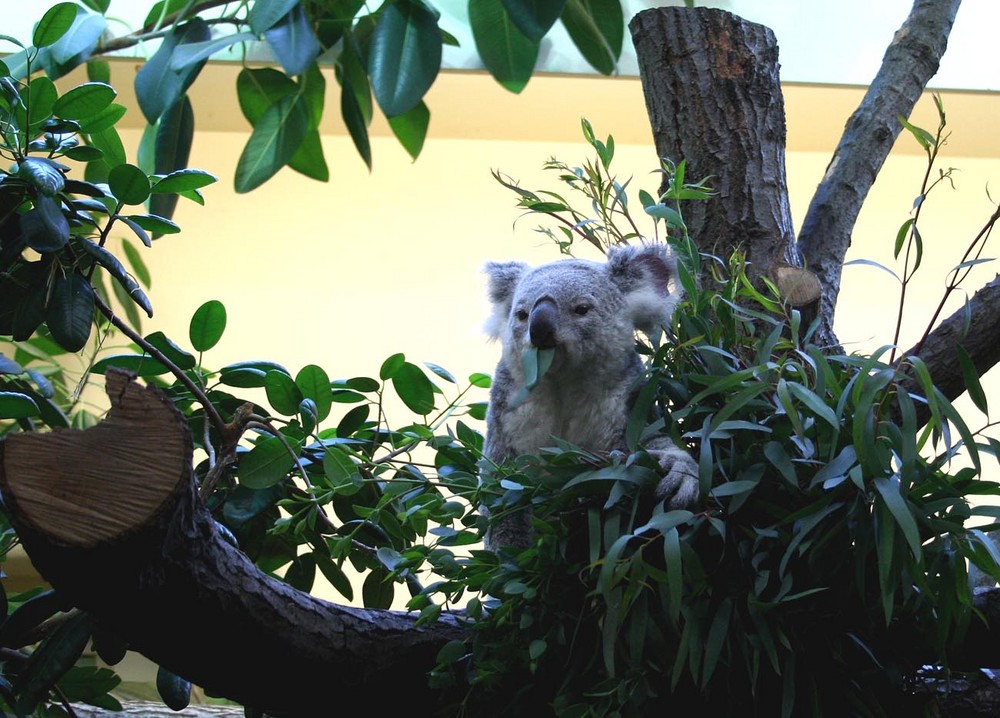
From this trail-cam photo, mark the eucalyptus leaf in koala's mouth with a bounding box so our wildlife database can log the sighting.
[508,346,556,409]
[523,346,555,391]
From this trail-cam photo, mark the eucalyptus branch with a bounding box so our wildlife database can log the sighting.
[912,203,1000,357]
[92,290,226,438]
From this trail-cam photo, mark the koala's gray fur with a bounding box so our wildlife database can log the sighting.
[482,242,700,551]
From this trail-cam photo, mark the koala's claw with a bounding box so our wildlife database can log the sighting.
[648,446,699,510]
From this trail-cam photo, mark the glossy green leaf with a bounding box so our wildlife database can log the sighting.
[22,195,70,252]
[239,434,300,489]
[369,0,442,117]
[15,611,93,716]
[169,32,256,70]
[220,360,289,388]
[561,0,623,75]
[315,553,354,601]
[134,18,210,124]
[362,567,395,609]
[122,213,181,235]
[74,237,153,317]
[36,9,106,79]
[152,168,217,194]
[149,95,194,226]
[156,666,190,712]
[0,392,40,419]
[288,129,329,181]
[77,102,127,133]
[296,364,333,422]
[108,163,151,205]
[470,0,539,93]
[237,67,296,125]
[392,361,435,415]
[33,3,80,48]
[86,125,126,167]
[189,300,227,352]
[249,0,300,34]
[340,78,372,170]
[234,93,309,193]
[388,101,430,160]
[500,0,566,41]
[18,157,65,196]
[338,35,372,123]
[46,273,94,352]
[264,4,320,77]
[265,369,303,416]
[143,331,195,370]
[52,81,115,120]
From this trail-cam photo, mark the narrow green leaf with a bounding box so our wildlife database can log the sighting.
[22,195,70,252]
[957,345,988,415]
[315,553,354,601]
[189,300,226,352]
[86,125,126,167]
[150,95,195,226]
[340,79,372,170]
[144,331,194,370]
[369,0,442,117]
[169,32,256,70]
[873,477,921,559]
[122,214,181,235]
[288,129,329,181]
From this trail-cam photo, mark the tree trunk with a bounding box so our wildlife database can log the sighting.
[0,370,466,717]
[629,7,800,288]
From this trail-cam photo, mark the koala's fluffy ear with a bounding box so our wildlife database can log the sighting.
[483,261,529,339]
[606,242,682,334]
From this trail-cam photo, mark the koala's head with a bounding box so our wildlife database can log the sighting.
[484,243,682,379]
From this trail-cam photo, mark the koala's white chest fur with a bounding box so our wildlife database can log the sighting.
[503,374,629,455]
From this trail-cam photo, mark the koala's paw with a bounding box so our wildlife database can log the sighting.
[648,445,699,510]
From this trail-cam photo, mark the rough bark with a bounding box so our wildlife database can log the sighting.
[0,370,467,718]
[796,0,962,349]
[629,7,800,286]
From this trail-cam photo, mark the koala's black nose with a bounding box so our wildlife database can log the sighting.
[529,299,558,349]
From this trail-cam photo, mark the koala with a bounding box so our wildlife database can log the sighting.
[482,242,700,551]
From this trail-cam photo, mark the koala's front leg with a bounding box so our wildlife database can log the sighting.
[645,436,699,509]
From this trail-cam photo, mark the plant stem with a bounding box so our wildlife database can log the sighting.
[92,291,226,438]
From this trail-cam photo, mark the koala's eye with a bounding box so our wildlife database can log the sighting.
[514,309,529,321]
[573,304,591,317]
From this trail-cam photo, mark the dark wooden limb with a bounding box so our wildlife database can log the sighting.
[0,370,468,717]
[630,7,800,284]
[796,0,962,349]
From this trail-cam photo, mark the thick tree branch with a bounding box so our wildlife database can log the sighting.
[797,0,962,348]
[899,273,1000,426]
[0,370,467,718]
